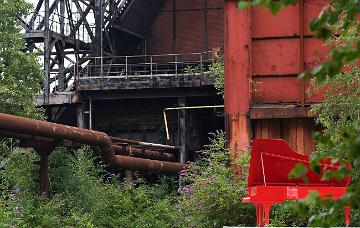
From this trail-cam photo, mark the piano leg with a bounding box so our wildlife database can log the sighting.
[264,204,271,226]
[256,204,264,227]
[345,207,350,226]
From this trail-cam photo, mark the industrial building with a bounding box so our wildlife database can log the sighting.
[23,0,225,164]
[22,0,327,167]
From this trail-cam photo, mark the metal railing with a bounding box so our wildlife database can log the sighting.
[77,51,213,80]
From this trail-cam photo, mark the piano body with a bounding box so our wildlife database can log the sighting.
[242,139,351,226]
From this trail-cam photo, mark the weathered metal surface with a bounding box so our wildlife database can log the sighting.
[83,87,218,100]
[225,0,328,166]
[252,77,301,103]
[112,145,175,161]
[111,136,179,151]
[0,129,175,162]
[35,92,79,106]
[114,155,187,174]
[251,1,328,38]
[44,0,50,98]
[39,154,49,195]
[224,1,251,159]
[0,130,53,143]
[0,113,188,174]
[24,31,91,50]
[77,73,214,91]
[252,38,328,77]
[250,1,328,104]
[299,0,305,107]
[250,106,315,119]
[178,97,187,163]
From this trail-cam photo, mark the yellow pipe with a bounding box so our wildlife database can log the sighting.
[163,105,224,140]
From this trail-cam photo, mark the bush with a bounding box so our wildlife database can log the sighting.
[5,135,351,227]
[174,132,255,227]
[0,132,256,227]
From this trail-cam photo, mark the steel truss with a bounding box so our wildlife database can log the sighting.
[21,0,132,100]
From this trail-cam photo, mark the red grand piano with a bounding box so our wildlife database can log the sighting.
[242,139,351,226]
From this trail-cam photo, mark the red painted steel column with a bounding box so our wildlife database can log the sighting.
[224,1,251,166]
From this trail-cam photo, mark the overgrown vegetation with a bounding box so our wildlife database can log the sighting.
[209,54,224,96]
[184,65,203,75]
[0,133,257,227]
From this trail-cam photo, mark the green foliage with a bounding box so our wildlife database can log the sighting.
[308,23,360,227]
[0,0,43,118]
[174,132,255,227]
[209,54,224,96]
[289,23,360,227]
[312,72,360,158]
[301,129,360,227]
[184,65,203,75]
[0,132,256,227]
[238,0,297,14]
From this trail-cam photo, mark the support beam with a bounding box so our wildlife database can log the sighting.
[39,154,49,194]
[93,0,103,57]
[299,0,305,107]
[178,97,186,163]
[58,0,66,91]
[112,145,175,161]
[56,42,65,91]
[224,1,251,165]
[36,0,61,30]
[73,0,95,41]
[250,106,315,119]
[89,97,93,130]
[29,0,44,30]
[92,0,103,79]
[32,141,56,195]
[44,0,51,100]
[69,6,92,37]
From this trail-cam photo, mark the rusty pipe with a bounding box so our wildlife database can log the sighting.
[0,130,54,143]
[0,129,175,161]
[113,155,186,174]
[110,136,179,151]
[0,113,187,174]
[0,113,115,164]
[112,145,175,161]
[0,114,110,145]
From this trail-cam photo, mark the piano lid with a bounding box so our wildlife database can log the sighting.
[247,139,351,188]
